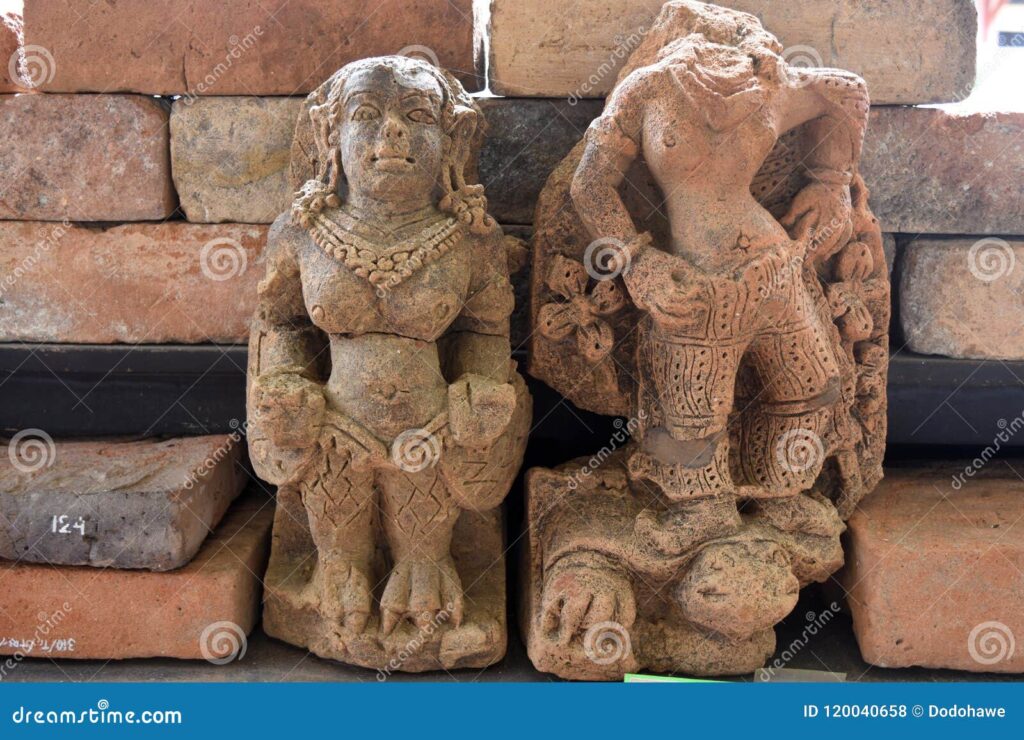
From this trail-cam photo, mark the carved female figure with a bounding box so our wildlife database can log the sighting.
[247,56,529,670]
[527,0,889,678]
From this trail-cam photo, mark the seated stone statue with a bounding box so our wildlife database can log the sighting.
[246,56,529,672]
[526,0,889,679]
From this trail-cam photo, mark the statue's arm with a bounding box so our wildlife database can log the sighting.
[777,68,870,181]
[570,76,644,247]
[247,215,327,456]
[444,230,518,447]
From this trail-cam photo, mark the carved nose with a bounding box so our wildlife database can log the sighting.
[382,114,406,140]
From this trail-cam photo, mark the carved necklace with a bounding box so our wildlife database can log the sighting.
[305,209,464,290]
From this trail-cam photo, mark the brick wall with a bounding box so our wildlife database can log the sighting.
[3,0,1011,366]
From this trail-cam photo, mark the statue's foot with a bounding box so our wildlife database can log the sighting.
[316,559,373,634]
[634,496,741,556]
[540,552,636,646]
[380,555,465,636]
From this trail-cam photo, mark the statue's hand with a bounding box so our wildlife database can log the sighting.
[780,181,852,258]
[447,374,516,448]
[541,551,636,647]
[250,372,326,450]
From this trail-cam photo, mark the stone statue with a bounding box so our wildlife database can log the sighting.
[525,0,889,679]
[246,56,530,672]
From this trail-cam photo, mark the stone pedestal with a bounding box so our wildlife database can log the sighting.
[0,436,247,570]
[0,494,272,660]
[264,504,507,673]
[844,466,1024,673]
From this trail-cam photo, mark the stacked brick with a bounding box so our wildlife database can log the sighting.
[0,0,476,661]
[0,0,1019,674]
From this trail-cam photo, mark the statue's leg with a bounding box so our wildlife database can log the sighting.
[739,313,841,496]
[378,465,463,635]
[298,439,376,633]
[629,325,744,555]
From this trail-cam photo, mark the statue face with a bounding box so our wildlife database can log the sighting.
[337,63,447,205]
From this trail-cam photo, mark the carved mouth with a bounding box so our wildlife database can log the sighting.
[371,155,416,166]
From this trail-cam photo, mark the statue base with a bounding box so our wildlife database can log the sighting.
[520,449,844,680]
[264,497,507,674]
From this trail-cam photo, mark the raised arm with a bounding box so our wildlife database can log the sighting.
[570,74,645,248]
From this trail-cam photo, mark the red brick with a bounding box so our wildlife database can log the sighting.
[843,466,1024,672]
[0,222,266,343]
[861,108,1024,235]
[489,0,976,104]
[24,0,478,95]
[900,237,1024,360]
[0,436,247,571]
[0,494,272,660]
[0,94,175,221]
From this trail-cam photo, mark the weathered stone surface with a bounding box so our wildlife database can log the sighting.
[844,466,1024,673]
[171,97,304,223]
[478,99,603,226]
[489,0,976,104]
[523,1,887,680]
[0,436,247,570]
[0,222,266,343]
[0,493,272,660]
[862,108,1024,235]
[0,94,175,221]
[24,0,478,95]
[0,13,24,93]
[900,237,1024,360]
[249,57,529,672]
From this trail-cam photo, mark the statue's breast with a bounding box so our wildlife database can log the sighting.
[297,236,472,341]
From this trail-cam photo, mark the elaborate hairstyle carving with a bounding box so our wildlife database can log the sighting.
[291,56,493,235]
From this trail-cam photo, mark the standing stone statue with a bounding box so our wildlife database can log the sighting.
[246,56,530,671]
[525,0,889,679]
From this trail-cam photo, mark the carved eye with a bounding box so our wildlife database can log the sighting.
[352,104,381,121]
[407,108,437,124]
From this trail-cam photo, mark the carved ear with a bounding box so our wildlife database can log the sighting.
[449,104,479,141]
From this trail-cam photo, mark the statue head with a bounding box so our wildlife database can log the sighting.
[293,55,492,233]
